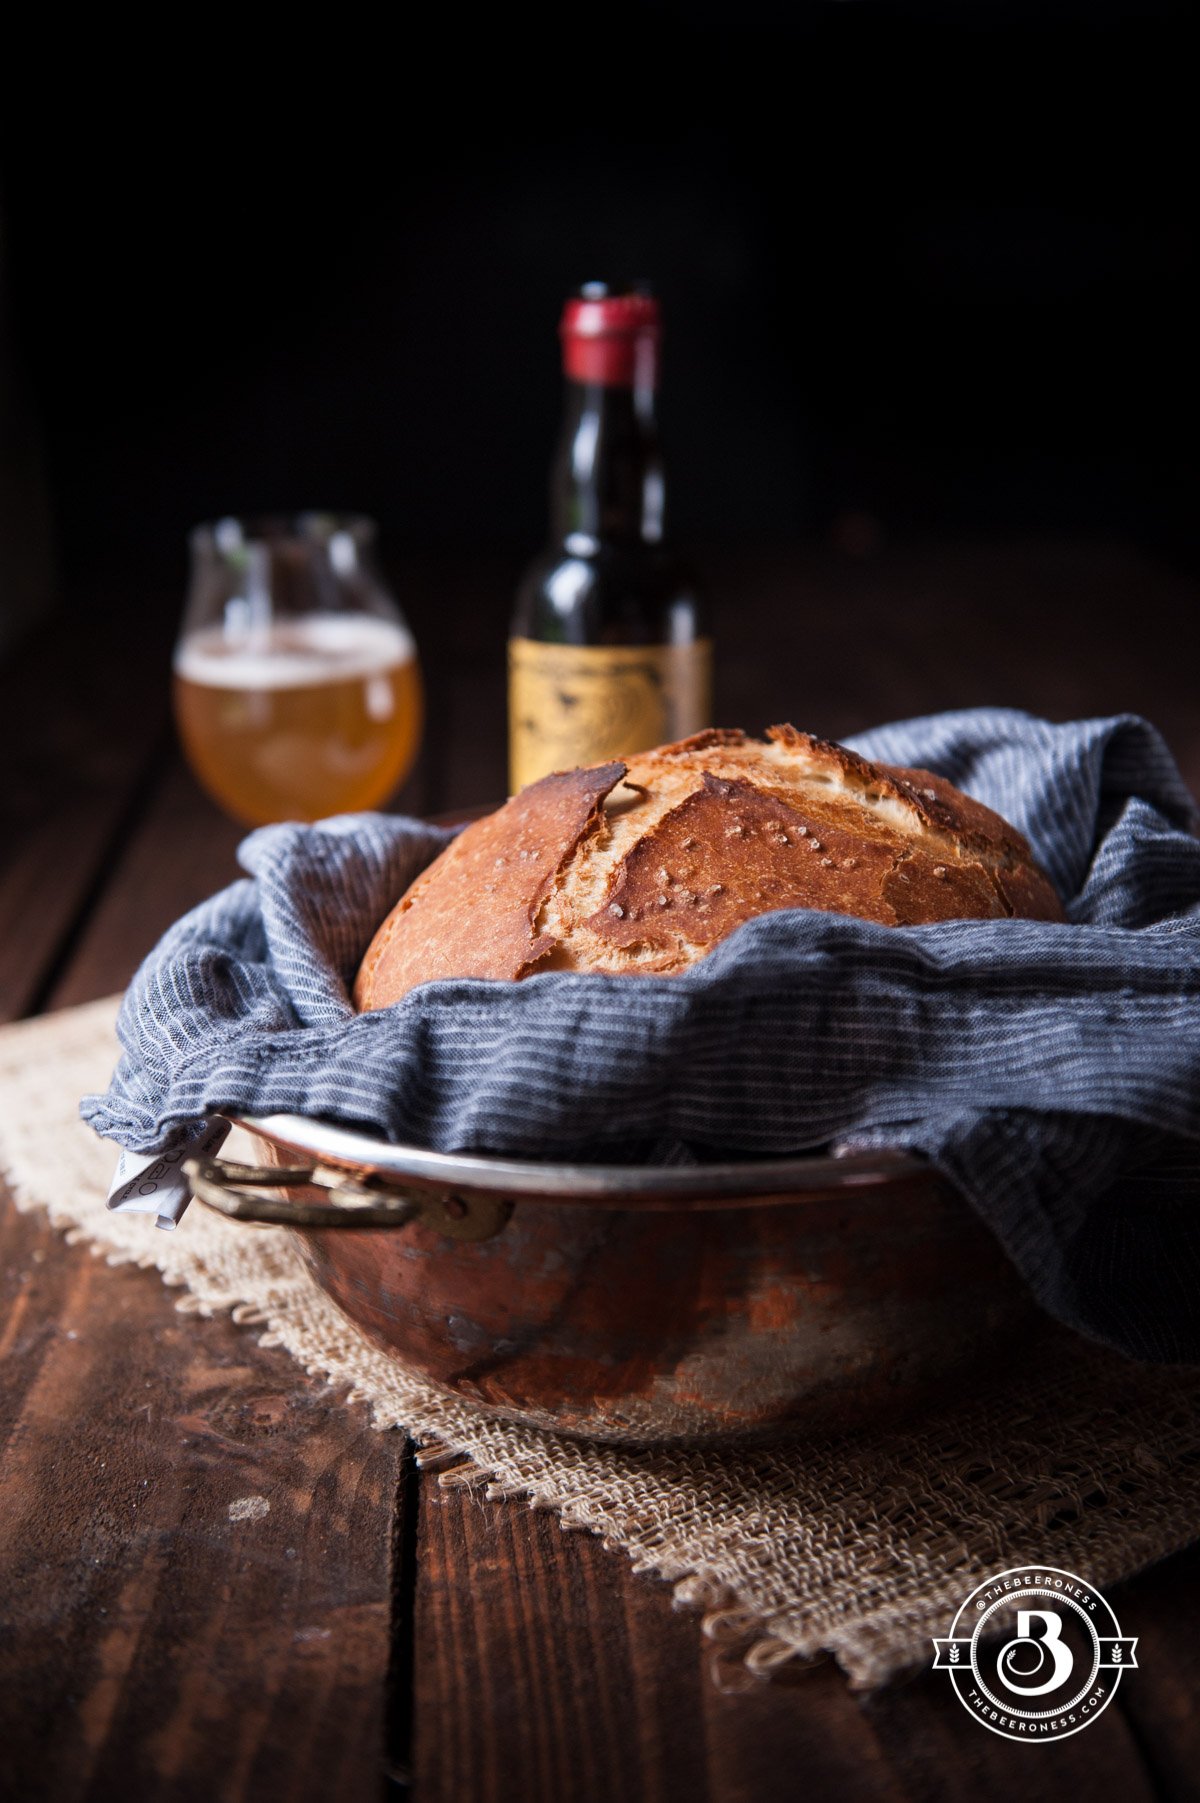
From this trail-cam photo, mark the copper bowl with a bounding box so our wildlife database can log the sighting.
[187,1115,1032,1446]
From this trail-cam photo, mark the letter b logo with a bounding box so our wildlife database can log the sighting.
[996,1609,1074,1697]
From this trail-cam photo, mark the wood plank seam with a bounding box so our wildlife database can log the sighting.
[22,720,173,1020]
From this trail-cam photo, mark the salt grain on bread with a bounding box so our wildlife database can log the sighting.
[354,726,1064,1009]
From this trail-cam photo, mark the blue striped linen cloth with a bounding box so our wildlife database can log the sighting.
[82,709,1200,1362]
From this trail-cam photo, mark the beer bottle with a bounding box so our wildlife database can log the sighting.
[508,282,711,792]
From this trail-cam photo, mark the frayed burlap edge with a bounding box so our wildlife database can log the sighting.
[4,996,1200,1689]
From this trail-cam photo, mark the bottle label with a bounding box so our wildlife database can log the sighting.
[508,638,713,793]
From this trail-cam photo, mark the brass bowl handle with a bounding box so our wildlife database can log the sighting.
[184,1155,512,1240]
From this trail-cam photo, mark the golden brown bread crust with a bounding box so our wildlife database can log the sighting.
[355,726,1065,1009]
[352,761,624,1009]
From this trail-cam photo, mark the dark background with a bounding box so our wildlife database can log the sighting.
[0,0,1194,638]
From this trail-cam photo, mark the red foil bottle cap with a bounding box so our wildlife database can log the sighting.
[560,288,661,388]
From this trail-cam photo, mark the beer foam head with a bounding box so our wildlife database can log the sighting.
[174,613,416,690]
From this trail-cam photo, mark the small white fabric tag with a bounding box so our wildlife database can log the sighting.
[107,1117,231,1230]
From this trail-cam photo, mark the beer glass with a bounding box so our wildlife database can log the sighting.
[173,514,423,826]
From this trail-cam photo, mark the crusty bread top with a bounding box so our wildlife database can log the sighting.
[354,726,1064,1010]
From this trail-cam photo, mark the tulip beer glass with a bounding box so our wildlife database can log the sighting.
[173,515,422,826]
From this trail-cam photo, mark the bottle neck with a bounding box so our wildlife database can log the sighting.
[549,379,665,552]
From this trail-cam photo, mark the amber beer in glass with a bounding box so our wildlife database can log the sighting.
[173,515,422,826]
[508,283,711,793]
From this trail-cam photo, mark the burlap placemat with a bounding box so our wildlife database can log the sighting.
[4,996,1200,1689]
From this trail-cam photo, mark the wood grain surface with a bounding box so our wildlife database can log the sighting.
[413,1475,1180,1803]
[0,540,1196,1802]
[0,1187,406,1803]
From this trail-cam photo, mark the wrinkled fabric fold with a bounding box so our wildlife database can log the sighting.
[82,709,1200,1360]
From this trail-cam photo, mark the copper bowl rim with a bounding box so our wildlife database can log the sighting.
[237,1111,925,1209]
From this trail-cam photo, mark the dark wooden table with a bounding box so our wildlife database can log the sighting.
[1,537,1198,1802]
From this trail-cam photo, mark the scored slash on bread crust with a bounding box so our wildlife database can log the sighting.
[355,727,1065,1009]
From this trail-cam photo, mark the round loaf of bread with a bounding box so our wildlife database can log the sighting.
[354,726,1064,1010]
